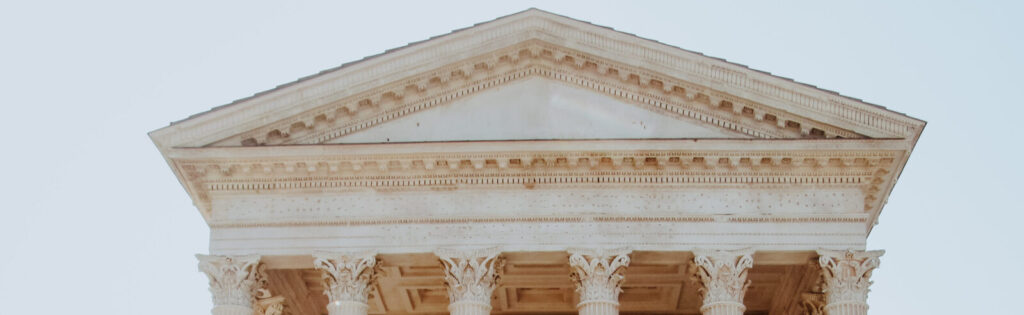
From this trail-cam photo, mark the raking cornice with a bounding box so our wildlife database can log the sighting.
[149,9,924,150]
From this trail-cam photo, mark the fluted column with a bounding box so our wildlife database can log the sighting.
[436,248,504,315]
[568,248,631,315]
[313,251,380,315]
[693,249,754,315]
[817,250,883,315]
[197,254,261,315]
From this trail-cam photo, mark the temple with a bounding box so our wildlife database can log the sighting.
[150,9,924,315]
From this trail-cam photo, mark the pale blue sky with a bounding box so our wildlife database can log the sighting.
[1,1,1020,314]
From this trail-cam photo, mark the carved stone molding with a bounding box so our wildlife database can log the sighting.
[173,140,903,220]
[692,249,754,314]
[312,251,380,314]
[182,149,898,181]
[197,254,262,312]
[800,293,825,315]
[436,247,505,311]
[255,295,286,315]
[568,248,632,308]
[252,263,287,315]
[151,10,924,150]
[817,249,883,313]
[206,39,908,147]
[227,45,859,146]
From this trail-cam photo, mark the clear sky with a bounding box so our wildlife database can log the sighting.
[1,1,1020,314]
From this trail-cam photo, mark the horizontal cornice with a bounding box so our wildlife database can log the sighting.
[165,139,906,229]
[168,138,910,159]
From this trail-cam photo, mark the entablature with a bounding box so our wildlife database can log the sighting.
[164,139,905,232]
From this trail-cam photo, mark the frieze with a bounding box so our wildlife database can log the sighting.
[207,187,867,226]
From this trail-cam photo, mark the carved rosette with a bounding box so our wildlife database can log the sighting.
[817,249,883,313]
[313,251,380,309]
[568,248,632,308]
[436,247,504,312]
[197,254,262,312]
[693,249,754,314]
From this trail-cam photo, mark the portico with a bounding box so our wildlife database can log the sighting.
[151,9,923,315]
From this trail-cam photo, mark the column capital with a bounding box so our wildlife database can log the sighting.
[313,251,380,308]
[692,248,754,313]
[568,247,632,307]
[436,247,504,310]
[196,254,262,310]
[816,249,883,307]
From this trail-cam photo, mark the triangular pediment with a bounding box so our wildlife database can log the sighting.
[327,77,750,144]
[150,9,923,149]
[149,8,925,234]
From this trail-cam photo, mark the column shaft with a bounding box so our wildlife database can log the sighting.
[448,301,492,315]
[699,303,745,315]
[326,301,370,315]
[578,301,618,315]
[825,303,869,315]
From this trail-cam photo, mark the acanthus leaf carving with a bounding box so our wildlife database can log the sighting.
[312,251,380,305]
[196,254,262,308]
[567,247,632,306]
[817,249,883,306]
[692,249,754,312]
[436,247,504,307]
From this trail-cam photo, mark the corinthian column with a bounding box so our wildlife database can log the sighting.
[817,250,883,315]
[692,249,754,315]
[313,251,379,315]
[568,248,632,315]
[436,248,504,315]
[197,254,261,315]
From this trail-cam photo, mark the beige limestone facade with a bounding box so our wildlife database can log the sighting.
[151,9,924,315]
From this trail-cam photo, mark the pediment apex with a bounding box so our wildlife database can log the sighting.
[149,8,924,150]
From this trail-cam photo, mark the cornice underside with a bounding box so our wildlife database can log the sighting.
[210,42,870,147]
[208,214,871,229]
